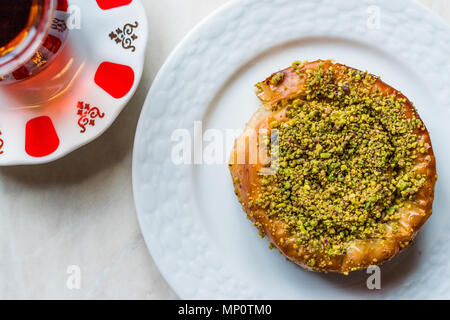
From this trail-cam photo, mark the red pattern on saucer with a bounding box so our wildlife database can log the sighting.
[96,0,133,10]
[57,0,69,11]
[95,62,135,99]
[43,34,63,54]
[77,101,105,133]
[25,116,60,157]
[0,132,4,155]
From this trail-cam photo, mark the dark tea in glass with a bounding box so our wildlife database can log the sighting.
[0,0,35,56]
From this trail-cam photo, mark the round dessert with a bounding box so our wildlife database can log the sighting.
[229,60,437,274]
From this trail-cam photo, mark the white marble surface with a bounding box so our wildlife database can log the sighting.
[0,0,448,300]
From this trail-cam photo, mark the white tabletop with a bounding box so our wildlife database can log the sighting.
[0,0,448,299]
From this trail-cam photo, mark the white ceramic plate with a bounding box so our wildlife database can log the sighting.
[133,0,450,299]
[0,0,147,165]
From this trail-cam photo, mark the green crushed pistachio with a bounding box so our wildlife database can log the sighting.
[271,72,285,86]
[256,61,426,258]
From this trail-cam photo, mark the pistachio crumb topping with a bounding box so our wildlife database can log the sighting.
[271,72,285,86]
[255,61,426,260]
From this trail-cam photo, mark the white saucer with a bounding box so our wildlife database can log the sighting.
[0,0,148,165]
[133,0,450,299]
